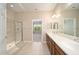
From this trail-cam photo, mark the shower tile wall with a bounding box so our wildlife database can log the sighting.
[7,9,15,44]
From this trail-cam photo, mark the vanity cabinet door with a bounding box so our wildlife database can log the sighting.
[46,34,54,55]
[46,34,66,55]
[46,34,51,53]
[54,49,60,55]
[50,39,54,55]
[46,34,49,46]
[54,43,65,55]
[46,34,50,49]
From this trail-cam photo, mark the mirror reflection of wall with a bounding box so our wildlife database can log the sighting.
[52,22,59,33]
[53,22,58,29]
[64,18,75,36]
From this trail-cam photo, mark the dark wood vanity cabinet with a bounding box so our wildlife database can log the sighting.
[46,34,54,55]
[54,42,66,55]
[46,34,51,52]
[46,34,66,55]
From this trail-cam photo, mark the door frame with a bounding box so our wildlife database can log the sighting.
[32,19,43,42]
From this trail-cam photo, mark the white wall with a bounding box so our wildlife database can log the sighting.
[0,4,7,54]
[7,9,15,44]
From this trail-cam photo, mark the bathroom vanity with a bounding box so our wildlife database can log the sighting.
[46,34,66,55]
[46,30,79,55]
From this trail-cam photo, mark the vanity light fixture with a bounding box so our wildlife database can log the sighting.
[52,14,61,18]
[52,14,56,18]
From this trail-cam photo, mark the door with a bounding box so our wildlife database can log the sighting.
[32,19,42,42]
[15,21,23,47]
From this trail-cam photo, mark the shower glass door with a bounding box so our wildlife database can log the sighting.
[15,21,23,47]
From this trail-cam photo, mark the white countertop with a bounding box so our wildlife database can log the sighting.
[46,30,79,55]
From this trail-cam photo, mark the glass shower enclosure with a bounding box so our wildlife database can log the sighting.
[14,20,24,47]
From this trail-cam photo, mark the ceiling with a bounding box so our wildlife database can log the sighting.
[66,3,79,10]
[7,3,79,13]
[52,3,79,14]
[7,3,56,12]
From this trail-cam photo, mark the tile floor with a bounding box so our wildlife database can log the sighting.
[14,42,50,55]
